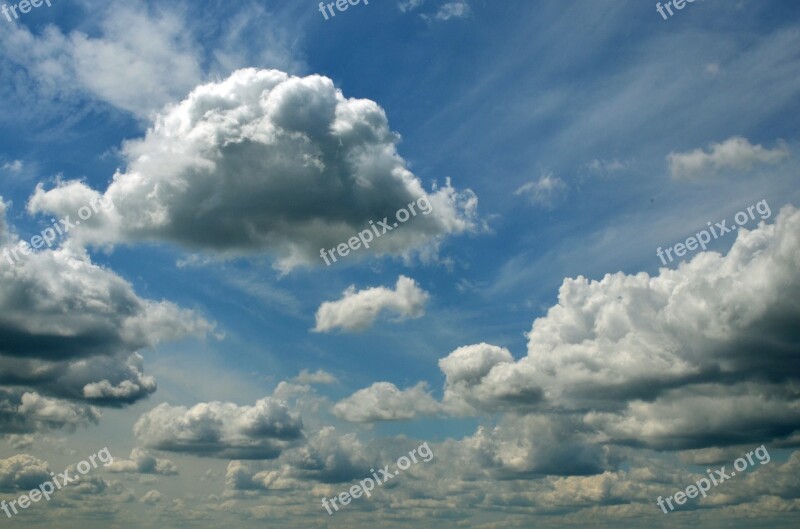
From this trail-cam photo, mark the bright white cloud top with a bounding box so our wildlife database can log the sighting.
[28,69,480,272]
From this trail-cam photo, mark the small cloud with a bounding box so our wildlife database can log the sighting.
[2,160,23,173]
[421,1,471,21]
[667,136,790,180]
[108,448,179,476]
[705,63,721,75]
[585,158,631,177]
[313,276,429,333]
[140,489,162,504]
[514,172,568,208]
[292,369,338,386]
[398,0,425,12]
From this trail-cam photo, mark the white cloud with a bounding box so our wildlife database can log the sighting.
[313,275,429,333]
[29,69,480,271]
[667,136,790,179]
[292,369,338,385]
[439,343,541,415]
[585,158,631,176]
[0,6,203,118]
[422,1,471,21]
[133,396,303,459]
[332,382,440,422]
[1,160,22,173]
[514,172,568,208]
[108,448,178,476]
[398,0,426,12]
[377,206,800,450]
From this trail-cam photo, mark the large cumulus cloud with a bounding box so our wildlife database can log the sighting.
[335,206,800,450]
[28,68,481,271]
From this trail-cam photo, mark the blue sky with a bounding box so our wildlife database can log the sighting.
[1,0,799,527]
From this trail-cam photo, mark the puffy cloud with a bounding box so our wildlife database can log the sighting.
[514,172,567,208]
[385,206,800,450]
[313,275,429,333]
[332,382,441,422]
[133,397,304,459]
[108,448,178,476]
[140,489,163,504]
[0,454,51,492]
[514,205,800,415]
[458,415,612,478]
[0,390,100,434]
[439,343,541,414]
[226,427,371,490]
[668,136,789,179]
[0,242,214,362]
[29,69,480,271]
[0,198,215,430]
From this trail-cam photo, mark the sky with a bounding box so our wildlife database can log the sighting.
[0,0,799,527]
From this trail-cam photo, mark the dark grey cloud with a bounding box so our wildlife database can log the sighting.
[0,199,215,432]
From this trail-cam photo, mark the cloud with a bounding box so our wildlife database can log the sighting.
[1,160,22,173]
[0,198,215,430]
[227,426,372,488]
[292,369,338,385]
[313,275,429,333]
[332,382,440,422]
[0,5,203,118]
[0,454,51,492]
[398,0,426,13]
[0,389,100,434]
[667,136,790,179]
[421,1,471,21]
[108,448,178,476]
[458,415,611,477]
[133,396,304,459]
[140,489,163,504]
[380,206,800,450]
[513,205,800,417]
[514,173,568,208]
[439,343,541,415]
[585,158,631,177]
[28,69,481,272]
